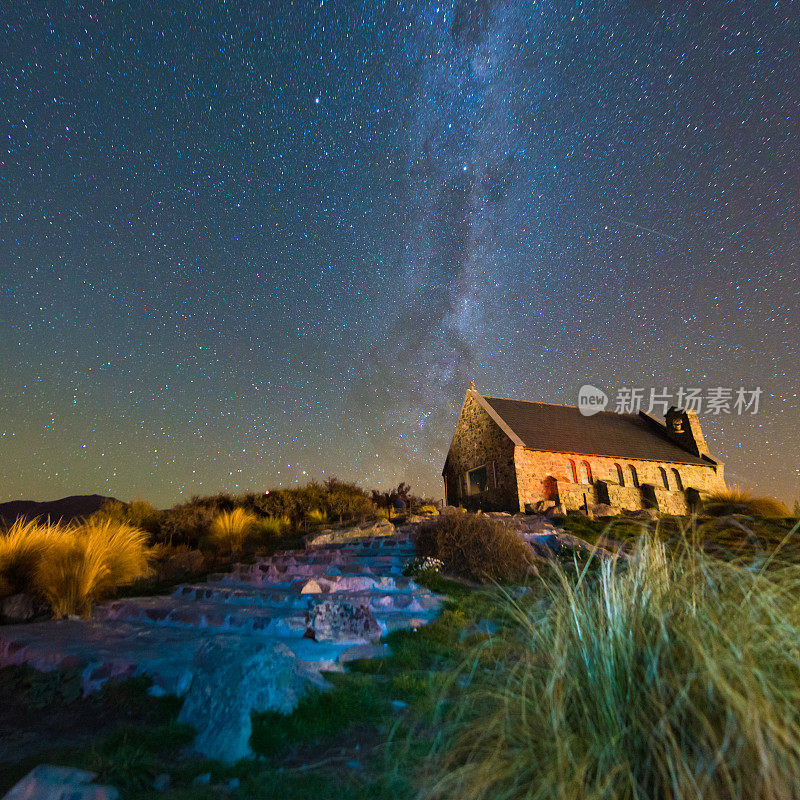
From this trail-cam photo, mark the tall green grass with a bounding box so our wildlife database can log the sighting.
[422,529,800,800]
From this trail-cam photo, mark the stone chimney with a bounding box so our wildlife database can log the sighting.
[664,406,710,458]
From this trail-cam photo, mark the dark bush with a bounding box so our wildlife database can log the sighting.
[416,513,538,584]
[158,504,217,548]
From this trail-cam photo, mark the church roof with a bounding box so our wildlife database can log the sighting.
[480,394,713,466]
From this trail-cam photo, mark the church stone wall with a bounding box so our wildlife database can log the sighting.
[514,449,726,514]
[442,393,519,511]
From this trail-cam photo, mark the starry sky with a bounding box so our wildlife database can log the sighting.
[1,1,798,507]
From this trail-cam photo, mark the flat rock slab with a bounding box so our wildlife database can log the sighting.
[2,765,118,800]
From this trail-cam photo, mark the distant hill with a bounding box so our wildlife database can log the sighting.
[0,494,118,527]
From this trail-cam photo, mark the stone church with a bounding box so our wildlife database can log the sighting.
[442,384,727,515]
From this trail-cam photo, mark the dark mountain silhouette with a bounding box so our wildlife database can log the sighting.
[0,494,118,527]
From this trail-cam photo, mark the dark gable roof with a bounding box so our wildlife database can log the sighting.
[481,395,711,466]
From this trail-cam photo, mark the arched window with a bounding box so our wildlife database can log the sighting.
[628,465,639,488]
[672,468,684,491]
[567,459,578,482]
[659,466,670,489]
[615,463,625,486]
[580,460,593,483]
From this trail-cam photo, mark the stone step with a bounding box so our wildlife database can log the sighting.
[95,592,440,636]
[173,583,442,613]
[207,571,417,594]
[226,561,407,582]
[0,618,384,695]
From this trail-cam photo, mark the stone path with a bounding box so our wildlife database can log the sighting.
[0,527,442,759]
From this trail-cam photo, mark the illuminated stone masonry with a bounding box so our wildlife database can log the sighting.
[443,385,727,515]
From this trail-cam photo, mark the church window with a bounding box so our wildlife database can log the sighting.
[672,468,684,490]
[468,465,488,495]
[615,463,625,486]
[628,465,640,487]
[579,460,593,483]
[659,467,670,489]
[568,459,578,482]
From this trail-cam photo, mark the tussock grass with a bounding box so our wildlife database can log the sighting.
[36,519,151,617]
[208,508,258,553]
[416,514,538,584]
[421,529,800,800]
[703,485,789,518]
[0,518,61,597]
[0,517,151,616]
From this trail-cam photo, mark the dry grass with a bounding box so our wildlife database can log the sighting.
[422,529,800,800]
[0,518,62,597]
[1,517,151,616]
[36,519,151,617]
[416,514,538,584]
[208,508,258,553]
[703,485,789,518]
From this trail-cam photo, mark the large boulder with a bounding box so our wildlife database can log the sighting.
[589,503,620,518]
[2,765,118,800]
[306,599,381,642]
[544,504,566,518]
[178,638,326,763]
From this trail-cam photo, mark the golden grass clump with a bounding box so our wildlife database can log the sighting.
[0,518,62,597]
[1,517,151,616]
[703,485,789,518]
[35,519,151,618]
[422,530,800,800]
[416,514,538,584]
[209,508,259,553]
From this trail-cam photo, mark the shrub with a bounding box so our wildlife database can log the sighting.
[703,486,789,518]
[208,508,258,553]
[158,503,216,548]
[36,520,152,618]
[90,499,162,537]
[421,535,800,800]
[256,515,292,540]
[416,514,538,584]
[0,518,61,597]
[419,504,439,515]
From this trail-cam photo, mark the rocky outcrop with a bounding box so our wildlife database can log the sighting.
[305,517,396,547]
[177,639,326,763]
[0,529,442,762]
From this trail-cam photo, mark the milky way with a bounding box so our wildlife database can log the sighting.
[1,2,798,505]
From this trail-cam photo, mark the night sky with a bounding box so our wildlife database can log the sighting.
[1,1,798,507]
